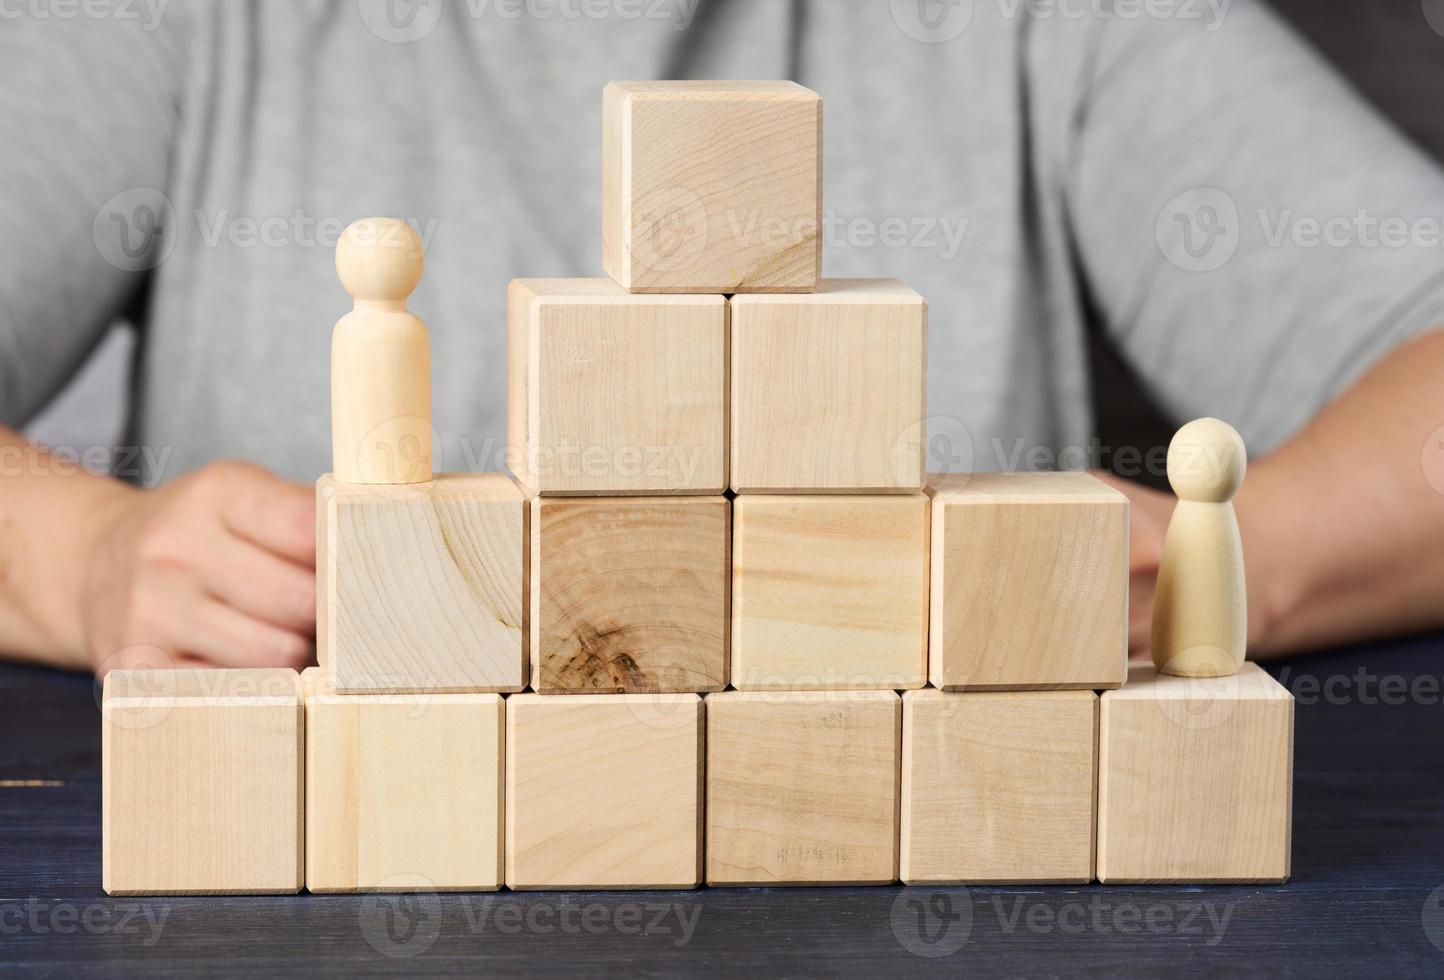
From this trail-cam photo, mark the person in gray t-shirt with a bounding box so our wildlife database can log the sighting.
[1,0,1442,675]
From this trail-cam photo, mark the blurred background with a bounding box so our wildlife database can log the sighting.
[20,0,1444,487]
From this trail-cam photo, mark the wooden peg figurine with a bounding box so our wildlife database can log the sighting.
[1151,417,1248,677]
[332,217,432,484]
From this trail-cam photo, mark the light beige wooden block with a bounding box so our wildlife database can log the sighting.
[506,694,703,889]
[732,494,928,690]
[318,473,526,694]
[706,691,900,885]
[928,472,1128,690]
[531,496,728,693]
[302,669,503,893]
[901,689,1097,885]
[602,80,820,293]
[507,278,727,495]
[1098,663,1293,883]
[102,669,302,895]
[730,280,926,493]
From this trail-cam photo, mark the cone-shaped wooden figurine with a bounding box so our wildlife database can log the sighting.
[331,217,432,484]
[1151,417,1247,677]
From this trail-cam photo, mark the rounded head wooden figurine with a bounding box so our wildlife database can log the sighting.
[335,217,424,305]
[331,218,433,485]
[1151,417,1248,677]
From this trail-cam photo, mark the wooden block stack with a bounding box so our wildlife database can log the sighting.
[101,80,1293,896]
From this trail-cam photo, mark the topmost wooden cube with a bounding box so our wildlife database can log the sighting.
[603,80,821,294]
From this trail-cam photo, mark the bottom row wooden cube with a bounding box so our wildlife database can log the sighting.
[901,689,1097,885]
[506,693,703,889]
[707,691,901,886]
[102,668,304,895]
[303,669,503,892]
[1097,662,1293,883]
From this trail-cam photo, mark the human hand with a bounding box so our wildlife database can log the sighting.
[77,461,316,676]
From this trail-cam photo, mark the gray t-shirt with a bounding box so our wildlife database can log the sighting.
[4,0,1443,484]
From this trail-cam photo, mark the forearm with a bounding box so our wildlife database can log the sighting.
[0,426,134,670]
[1238,329,1444,656]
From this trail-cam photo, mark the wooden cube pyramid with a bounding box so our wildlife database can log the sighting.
[1098,662,1293,883]
[731,279,926,493]
[102,669,303,895]
[303,670,504,892]
[928,472,1128,690]
[317,473,526,694]
[507,278,727,495]
[603,80,821,293]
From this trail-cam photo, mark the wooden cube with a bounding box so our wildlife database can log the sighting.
[317,473,526,694]
[506,694,703,889]
[730,279,926,493]
[507,278,727,495]
[1098,663,1293,883]
[531,496,729,693]
[302,669,503,892]
[707,691,900,885]
[901,690,1097,885]
[602,80,821,293]
[928,472,1127,690]
[732,494,928,690]
[102,669,302,895]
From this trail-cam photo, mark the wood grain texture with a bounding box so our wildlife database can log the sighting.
[900,689,1097,885]
[1098,662,1293,884]
[730,279,926,493]
[505,694,703,889]
[531,496,729,693]
[706,691,900,886]
[507,278,727,495]
[101,669,303,895]
[732,495,928,690]
[318,473,526,694]
[927,472,1128,690]
[331,218,432,484]
[602,80,820,293]
[302,670,503,893]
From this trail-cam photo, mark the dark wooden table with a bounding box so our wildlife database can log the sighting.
[3,635,1443,977]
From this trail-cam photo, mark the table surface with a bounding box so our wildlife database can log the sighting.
[3,636,1443,978]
